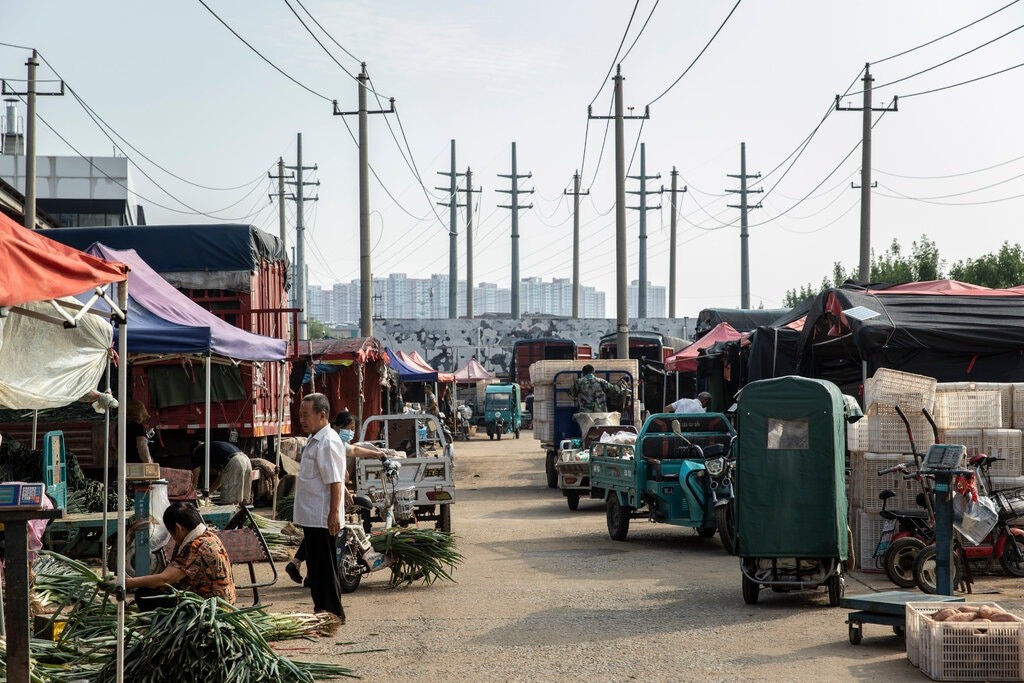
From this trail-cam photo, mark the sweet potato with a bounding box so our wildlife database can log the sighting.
[932,608,959,622]
[978,605,995,620]
[990,613,1019,622]
[958,605,982,613]
[946,612,978,622]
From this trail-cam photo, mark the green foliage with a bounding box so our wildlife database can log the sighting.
[307,318,329,340]
[948,242,1024,289]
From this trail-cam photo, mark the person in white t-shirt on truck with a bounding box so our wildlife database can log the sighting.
[665,392,712,414]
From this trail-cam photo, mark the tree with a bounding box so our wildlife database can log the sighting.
[307,318,329,340]
[948,242,1024,289]
[782,262,851,307]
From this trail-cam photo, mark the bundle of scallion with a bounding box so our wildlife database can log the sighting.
[369,528,463,588]
[250,511,303,561]
[276,494,294,521]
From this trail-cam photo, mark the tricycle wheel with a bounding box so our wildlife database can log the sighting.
[716,504,736,555]
[437,504,452,533]
[742,573,760,605]
[893,625,905,637]
[884,536,924,588]
[606,496,631,541]
[999,534,1024,577]
[697,526,717,538]
[566,492,580,511]
[849,623,862,645]
[514,428,520,439]
[489,433,494,440]
[546,451,558,489]
[338,539,362,594]
[827,570,845,607]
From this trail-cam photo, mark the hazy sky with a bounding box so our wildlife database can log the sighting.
[5,1,1023,314]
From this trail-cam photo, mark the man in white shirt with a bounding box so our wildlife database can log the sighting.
[665,392,712,414]
[294,392,347,619]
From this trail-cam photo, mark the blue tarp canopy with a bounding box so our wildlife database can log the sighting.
[86,244,287,361]
[385,348,437,382]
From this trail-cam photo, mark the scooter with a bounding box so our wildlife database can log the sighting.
[872,462,934,588]
[705,436,737,555]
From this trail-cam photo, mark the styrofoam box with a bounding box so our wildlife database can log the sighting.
[983,429,1023,478]
[939,382,1013,428]
[865,369,937,412]
[935,390,1003,430]
[867,406,936,454]
[856,508,888,572]
[907,601,1024,681]
[939,428,984,460]
[852,452,920,513]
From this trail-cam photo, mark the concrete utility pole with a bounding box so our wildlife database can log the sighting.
[458,167,481,319]
[435,140,465,320]
[564,170,589,318]
[667,167,686,319]
[496,142,533,319]
[285,134,318,340]
[269,158,293,248]
[627,142,661,319]
[727,142,762,310]
[837,63,898,283]
[589,65,649,357]
[333,63,395,337]
[2,50,64,230]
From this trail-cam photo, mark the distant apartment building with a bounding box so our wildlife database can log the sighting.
[628,280,667,319]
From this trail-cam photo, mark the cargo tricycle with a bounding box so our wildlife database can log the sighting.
[484,383,522,440]
[734,376,856,606]
[589,412,735,543]
[555,425,638,511]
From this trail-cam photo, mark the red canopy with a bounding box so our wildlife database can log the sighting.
[399,350,455,383]
[0,213,127,306]
[869,279,1019,296]
[665,322,744,373]
[453,358,495,383]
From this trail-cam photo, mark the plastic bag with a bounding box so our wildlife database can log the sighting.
[148,482,171,553]
[954,494,999,546]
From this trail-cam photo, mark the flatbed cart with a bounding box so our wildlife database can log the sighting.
[842,591,963,644]
[557,426,638,511]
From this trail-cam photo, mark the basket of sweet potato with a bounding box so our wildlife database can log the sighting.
[906,602,1024,681]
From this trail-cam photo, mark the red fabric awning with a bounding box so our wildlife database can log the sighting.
[868,279,1019,296]
[665,322,744,373]
[0,213,127,307]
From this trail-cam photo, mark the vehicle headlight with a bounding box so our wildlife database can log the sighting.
[706,457,725,476]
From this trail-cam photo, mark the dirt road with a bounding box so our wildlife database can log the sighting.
[263,431,1024,682]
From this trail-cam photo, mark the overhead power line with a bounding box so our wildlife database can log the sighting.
[292,0,362,64]
[873,0,1020,64]
[619,0,660,64]
[900,60,1024,99]
[875,152,1024,180]
[588,0,641,107]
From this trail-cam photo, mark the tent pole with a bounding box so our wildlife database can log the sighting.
[272,361,286,519]
[31,410,38,451]
[101,359,111,575]
[357,365,364,427]
[204,355,212,495]
[115,281,128,683]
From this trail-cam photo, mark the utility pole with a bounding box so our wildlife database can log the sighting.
[589,65,649,357]
[269,158,292,248]
[285,134,318,340]
[666,167,686,319]
[435,140,464,319]
[727,142,762,310]
[333,63,395,337]
[458,167,481,319]
[626,142,661,319]
[496,142,533,319]
[837,63,898,283]
[564,171,590,318]
[2,50,64,230]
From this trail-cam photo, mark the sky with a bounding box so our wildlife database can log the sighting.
[4,1,1024,316]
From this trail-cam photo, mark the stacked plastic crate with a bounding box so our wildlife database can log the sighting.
[850,369,937,571]
[936,382,1023,493]
[529,359,640,444]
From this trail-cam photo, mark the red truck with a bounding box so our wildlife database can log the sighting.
[508,339,592,394]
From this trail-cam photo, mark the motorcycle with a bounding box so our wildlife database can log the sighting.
[873,461,935,588]
[704,436,737,555]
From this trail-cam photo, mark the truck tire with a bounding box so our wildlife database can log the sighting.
[607,495,631,541]
[546,451,558,489]
[437,504,452,533]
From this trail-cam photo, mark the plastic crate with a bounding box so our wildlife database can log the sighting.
[1013,384,1024,429]
[940,429,984,460]
[852,452,920,513]
[394,486,417,522]
[992,488,1024,522]
[935,391,1003,430]
[856,508,888,572]
[865,369,937,412]
[939,383,1013,428]
[907,601,1024,681]
[847,417,870,452]
[532,399,554,424]
[983,429,1023,477]
[867,408,936,454]
[533,384,553,402]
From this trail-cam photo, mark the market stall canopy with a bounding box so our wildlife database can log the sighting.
[0,215,128,408]
[867,279,1021,296]
[384,348,455,382]
[296,337,387,384]
[665,322,744,373]
[695,308,790,339]
[44,224,289,292]
[405,350,455,382]
[86,244,286,362]
[453,358,495,383]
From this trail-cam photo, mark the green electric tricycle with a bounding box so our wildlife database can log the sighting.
[734,376,858,607]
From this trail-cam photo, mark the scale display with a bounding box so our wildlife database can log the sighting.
[0,483,45,509]
[924,444,966,470]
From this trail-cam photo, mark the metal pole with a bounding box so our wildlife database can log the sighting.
[638,143,648,319]
[31,410,37,451]
[23,50,36,231]
[296,133,308,340]
[102,360,111,574]
[358,67,373,336]
[740,142,750,310]
[859,63,873,283]
[448,140,458,319]
[115,281,128,683]
[572,171,581,318]
[466,167,474,319]
[613,66,629,359]
[669,167,678,319]
[510,142,520,320]
[272,361,286,519]
[277,157,287,247]
[203,355,212,494]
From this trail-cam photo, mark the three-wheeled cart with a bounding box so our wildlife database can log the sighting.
[735,376,859,606]
[556,425,638,511]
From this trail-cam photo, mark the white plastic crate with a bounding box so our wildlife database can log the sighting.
[529,359,639,385]
[532,399,553,424]
[1014,383,1024,429]
[992,476,1024,492]
[533,384,553,402]
[935,391,1003,430]
[533,421,552,442]
[856,508,888,572]
[939,382,1013,428]
[867,407,936,453]
[983,429,1023,478]
[907,602,1024,681]
[846,416,870,452]
[852,452,920,513]
[865,369,937,412]
[940,428,984,460]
